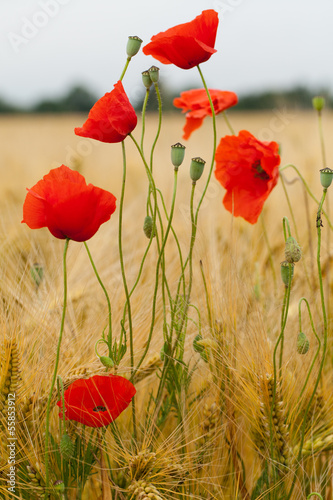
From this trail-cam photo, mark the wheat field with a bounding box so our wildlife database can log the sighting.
[1,110,333,499]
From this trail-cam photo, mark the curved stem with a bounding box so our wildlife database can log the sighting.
[297,297,321,402]
[195,65,217,222]
[279,164,333,230]
[140,88,150,152]
[286,189,328,500]
[118,141,137,439]
[149,82,163,173]
[119,57,131,81]
[44,237,70,495]
[132,167,179,378]
[84,242,112,356]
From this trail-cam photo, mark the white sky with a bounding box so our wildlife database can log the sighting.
[1,0,333,107]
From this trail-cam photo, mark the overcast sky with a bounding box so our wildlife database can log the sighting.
[2,0,333,107]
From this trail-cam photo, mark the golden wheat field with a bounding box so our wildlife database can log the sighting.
[1,110,333,500]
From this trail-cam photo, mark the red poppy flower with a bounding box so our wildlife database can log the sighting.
[74,81,137,143]
[214,130,281,224]
[22,165,117,241]
[57,375,136,428]
[173,89,238,139]
[142,10,218,70]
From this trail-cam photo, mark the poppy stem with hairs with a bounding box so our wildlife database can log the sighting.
[279,164,333,230]
[44,237,70,496]
[287,189,328,500]
[83,242,113,357]
[119,140,137,440]
[195,64,217,222]
[297,298,321,403]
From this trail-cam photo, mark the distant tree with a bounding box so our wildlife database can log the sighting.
[31,85,98,113]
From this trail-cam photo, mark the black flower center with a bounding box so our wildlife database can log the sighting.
[252,160,270,181]
[93,406,107,412]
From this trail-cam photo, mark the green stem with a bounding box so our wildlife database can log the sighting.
[119,57,131,81]
[270,265,292,469]
[286,189,328,500]
[84,242,112,356]
[296,298,321,402]
[44,237,70,495]
[195,65,217,222]
[132,166,179,378]
[222,111,235,135]
[260,214,277,294]
[140,88,150,152]
[279,164,333,230]
[149,82,163,173]
[118,141,136,440]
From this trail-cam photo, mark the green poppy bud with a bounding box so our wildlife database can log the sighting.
[60,433,75,461]
[297,332,310,354]
[30,262,44,287]
[53,480,65,492]
[148,65,160,83]
[320,167,333,189]
[190,157,206,182]
[143,216,155,239]
[99,356,114,368]
[142,70,153,89]
[285,236,301,263]
[280,261,294,287]
[126,36,143,58]
[312,96,325,112]
[171,143,186,168]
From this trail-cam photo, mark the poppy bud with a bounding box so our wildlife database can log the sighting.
[297,332,310,354]
[142,70,153,89]
[99,356,114,368]
[320,167,333,189]
[190,157,206,182]
[60,433,75,460]
[312,96,325,112]
[171,143,186,168]
[30,263,44,287]
[53,480,65,492]
[143,216,155,239]
[285,236,301,263]
[280,261,294,287]
[148,65,160,83]
[126,36,143,58]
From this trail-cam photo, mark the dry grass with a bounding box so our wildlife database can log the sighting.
[1,110,333,499]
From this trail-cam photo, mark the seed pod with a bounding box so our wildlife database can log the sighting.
[171,142,186,168]
[126,36,143,57]
[190,157,205,182]
[320,167,333,189]
[297,331,310,354]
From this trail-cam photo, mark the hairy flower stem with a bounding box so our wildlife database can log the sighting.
[44,237,70,497]
[119,56,131,82]
[196,64,217,219]
[119,141,137,440]
[296,298,321,403]
[287,189,328,500]
[269,265,292,486]
[84,242,112,355]
[140,88,150,152]
[280,164,333,230]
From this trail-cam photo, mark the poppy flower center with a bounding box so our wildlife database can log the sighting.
[93,406,107,412]
[252,160,270,181]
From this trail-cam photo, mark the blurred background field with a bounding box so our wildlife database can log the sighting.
[1,109,333,498]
